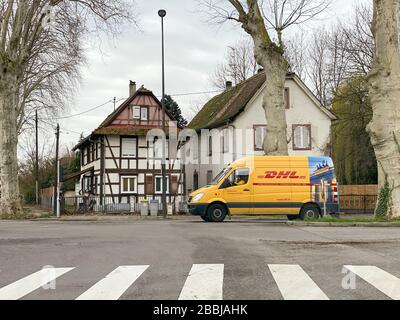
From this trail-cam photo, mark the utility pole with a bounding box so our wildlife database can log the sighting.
[53,124,60,217]
[35,110,39,205]
[158,9,167,218]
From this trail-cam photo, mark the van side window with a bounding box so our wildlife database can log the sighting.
[227,168,250,186]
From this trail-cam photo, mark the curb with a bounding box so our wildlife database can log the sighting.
[286,221,400,227]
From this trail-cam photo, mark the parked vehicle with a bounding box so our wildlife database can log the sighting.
[187,156,340,222]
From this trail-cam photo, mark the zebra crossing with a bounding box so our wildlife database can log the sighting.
[0,264,399,300]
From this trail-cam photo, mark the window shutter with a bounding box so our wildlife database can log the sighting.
[122,138,136,157]
[171,175,179,194]
[255,126,266,150]
[284,88,290,109]
[132,106,141,119]
[293,125,311,149]
[294,126,302,149]
[146,175,153,194]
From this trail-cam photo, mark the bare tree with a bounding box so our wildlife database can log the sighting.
[339,3,374,76]
[201,0,330,155]
[284,31,308,81]
[211,38,259,89]
[307,3,373,106]
[366,0,400,218]
[0,1,137,215]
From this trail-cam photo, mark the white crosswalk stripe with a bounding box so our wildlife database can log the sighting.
[268,264,329,300]
[344,265,400,300]
[0,267,74,300]
[76,265,149,300]
[2,264,400,300]
[178,264,224,300]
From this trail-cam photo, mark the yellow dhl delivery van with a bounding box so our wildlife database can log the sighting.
[187,156,339,222]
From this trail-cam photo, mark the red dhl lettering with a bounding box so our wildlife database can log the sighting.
[261,171,305,179]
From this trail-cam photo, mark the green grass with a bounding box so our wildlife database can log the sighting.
[0,208,54,220]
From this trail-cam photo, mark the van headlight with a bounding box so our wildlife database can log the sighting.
[192,193,204,202]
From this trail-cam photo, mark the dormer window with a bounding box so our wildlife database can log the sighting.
[141,107,148,120]
[131,106,148,121]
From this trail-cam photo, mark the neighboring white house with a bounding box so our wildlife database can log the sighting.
[72,81,185,213]
[185,71,337,194]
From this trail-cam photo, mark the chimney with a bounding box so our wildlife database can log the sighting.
[225,81,233,90]
[257,68,264,74]
[129,80,136,97]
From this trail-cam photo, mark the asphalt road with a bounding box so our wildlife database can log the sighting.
[0,217,400,300]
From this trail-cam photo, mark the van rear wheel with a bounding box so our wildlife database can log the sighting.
[299,204,320,220]
[207,203,227,222]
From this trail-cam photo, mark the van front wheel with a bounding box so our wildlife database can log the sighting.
[207,204,227,222]
[299,204,320,220]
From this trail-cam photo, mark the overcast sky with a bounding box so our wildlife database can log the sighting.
[28,0,369,157]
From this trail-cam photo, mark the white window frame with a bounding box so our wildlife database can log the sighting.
[131,106,141,119]
[121,176,137,194]
[154,175,169,194]
[153,138,169,159]
[254,125,267,151]
[121,138,137,158]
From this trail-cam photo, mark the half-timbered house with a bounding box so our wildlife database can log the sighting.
[72,81,185,213]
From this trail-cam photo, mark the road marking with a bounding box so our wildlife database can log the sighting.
[178,264,224,300]
[344,265,400,300]
[76,265,149,300]
[0,267,74,300]
[268,264,329,300]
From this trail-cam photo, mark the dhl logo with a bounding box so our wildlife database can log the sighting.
[258,171,306,179]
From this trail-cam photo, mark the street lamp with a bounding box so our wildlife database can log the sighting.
[158,9,167,218]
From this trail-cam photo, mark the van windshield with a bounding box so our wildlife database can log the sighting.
[211,166,231,185]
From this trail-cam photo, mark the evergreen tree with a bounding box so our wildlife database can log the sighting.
[332,76,377,185]
[164,95,188,127]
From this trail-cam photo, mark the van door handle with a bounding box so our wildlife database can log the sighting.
[243,189,250,192]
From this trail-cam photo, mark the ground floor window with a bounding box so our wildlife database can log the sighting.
[121,176,137,194]
[206,170,213,185]
[82,175,93,193]
[293,124,311,150]
[155,175,169,194]
[254,125,267,151]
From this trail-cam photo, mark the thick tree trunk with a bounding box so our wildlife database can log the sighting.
[0,58,23,215]
[237,0,289,155]
[260,56,289,155]
[367,0,400,218]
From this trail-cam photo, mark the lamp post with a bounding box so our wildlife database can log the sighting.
[158,9,167,218]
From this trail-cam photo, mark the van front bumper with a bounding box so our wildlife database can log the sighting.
[188,203,208,216]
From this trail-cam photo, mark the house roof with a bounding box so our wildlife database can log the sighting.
[188,71,336,131]
[73,86,181,151]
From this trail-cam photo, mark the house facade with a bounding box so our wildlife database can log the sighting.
[185,71,337,194]
[72,82,185,212]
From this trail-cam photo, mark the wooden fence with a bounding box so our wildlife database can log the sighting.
[338,185,378,213]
